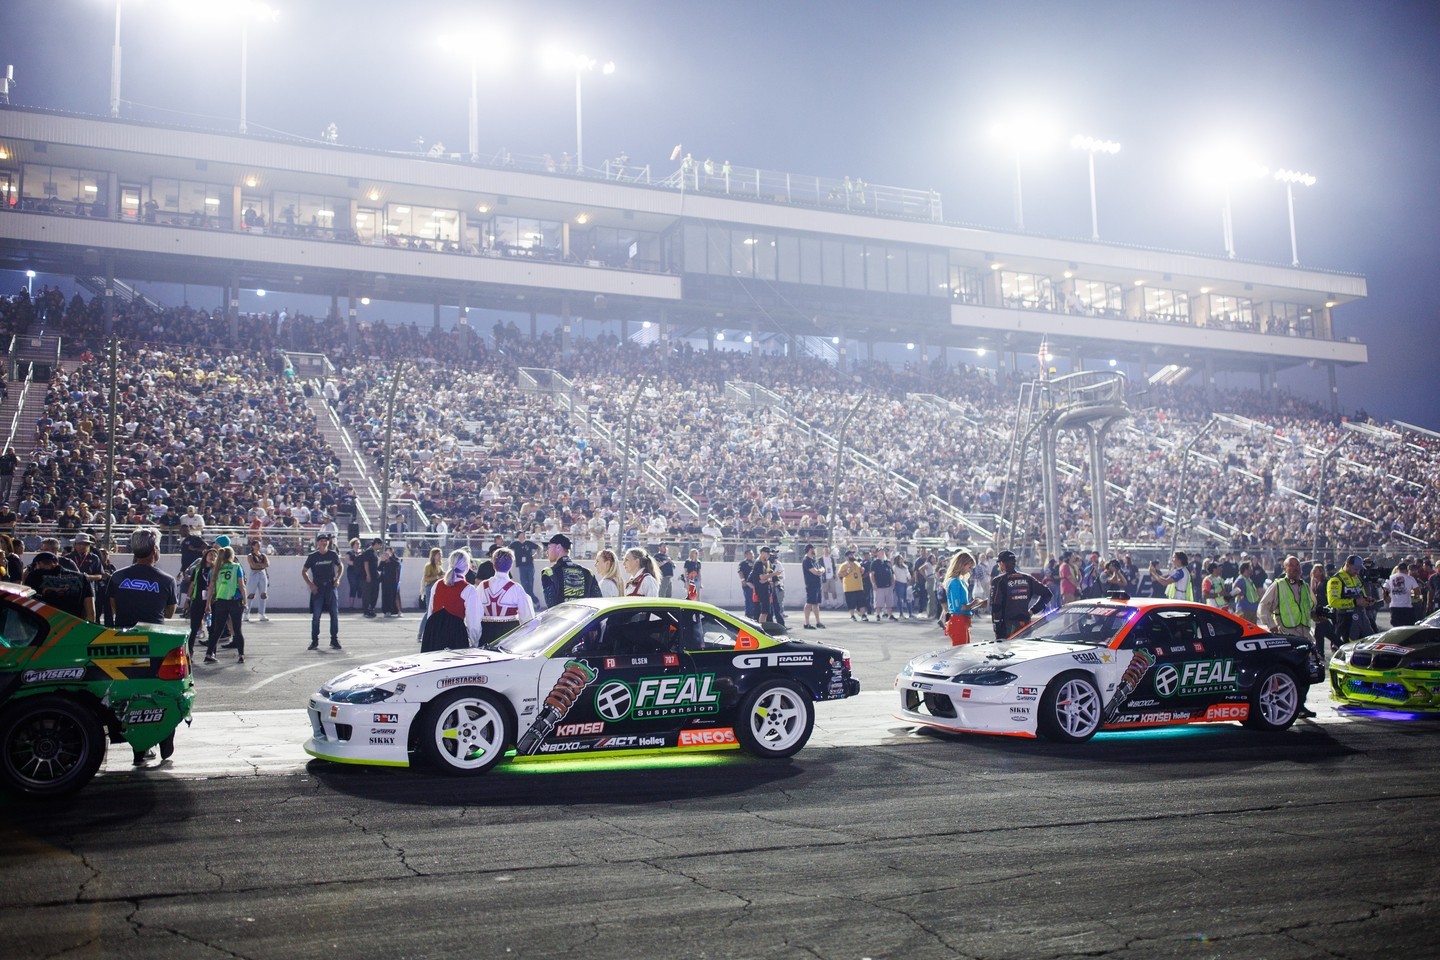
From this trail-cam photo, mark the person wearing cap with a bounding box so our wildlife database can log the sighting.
[838,550,868,622]
[1327,554,1375,643]
[737,548,758,619]
[66,532,105,621]
[747,546,776,628]
[104,527,178,764]
[540,533,600,609]
[990,550,1053,640]
[302,533,344,650]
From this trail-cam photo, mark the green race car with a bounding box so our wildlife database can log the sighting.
[0,582,195,797]
[1328,611,1440,712]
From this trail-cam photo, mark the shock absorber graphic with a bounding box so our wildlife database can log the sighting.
[515,660,598,755]
[1101,648,1157,725]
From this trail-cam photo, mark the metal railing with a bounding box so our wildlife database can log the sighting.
[660,162,943,222]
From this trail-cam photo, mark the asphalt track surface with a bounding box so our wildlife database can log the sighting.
[4,607,1438,960]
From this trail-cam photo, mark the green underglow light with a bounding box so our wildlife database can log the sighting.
[498,750,743,775]
[1095,724,1229,741]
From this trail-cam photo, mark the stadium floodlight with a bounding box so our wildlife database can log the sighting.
[105,0,144,118]
[1070,134,1120,240]
[25,270,35,295]
[542,45,615,174]
[991,114,1057,230]
[1196,142,1268,259]
[439,27,512,162]
[1273,168,1316,266]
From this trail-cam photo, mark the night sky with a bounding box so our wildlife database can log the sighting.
[1,0,1436,427]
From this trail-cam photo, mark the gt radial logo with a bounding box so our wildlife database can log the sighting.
[1155,659,1239,698]
[594,674,720,720]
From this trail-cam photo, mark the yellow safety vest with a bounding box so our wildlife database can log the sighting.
[1275,579,1312,629]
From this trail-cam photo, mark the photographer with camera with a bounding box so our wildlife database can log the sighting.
[1327,554,1377,642]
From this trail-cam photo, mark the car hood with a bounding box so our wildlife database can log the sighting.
[907,638,1112,677]
[322,649,520,694]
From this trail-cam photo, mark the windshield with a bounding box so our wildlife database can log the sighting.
[492,604,594,656]
[1008,604,1137,646]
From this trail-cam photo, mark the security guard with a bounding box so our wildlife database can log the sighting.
[989,550,1053,639]
[1259,554,1318,718]
[1327,553,1375,642]
[540,534,601,609]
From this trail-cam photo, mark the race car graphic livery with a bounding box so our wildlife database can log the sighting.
[0,583,195,797]
[895,597,1314,742]
[304,598,860,773]
[1328,613,1440,711]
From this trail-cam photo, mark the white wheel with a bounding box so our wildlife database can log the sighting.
[1245,668,1301,731]
[736,681,814,758]
[418,690,511,774]
[1038,672,1102,742]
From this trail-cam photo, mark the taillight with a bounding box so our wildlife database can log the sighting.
[159,647,190,680]
[842,649,852,673]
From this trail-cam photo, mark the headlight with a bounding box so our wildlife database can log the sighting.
[900,662,915,677]
[952,670,1017,686]
[329,687,395,704]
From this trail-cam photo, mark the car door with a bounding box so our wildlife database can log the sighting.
[527,607,695,753]
[1130,608,1245,722]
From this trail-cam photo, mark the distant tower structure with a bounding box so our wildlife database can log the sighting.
[0,66,14,105]
[996,370,1130,560]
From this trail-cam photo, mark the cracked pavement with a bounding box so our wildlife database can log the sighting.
[2,612,1436,958]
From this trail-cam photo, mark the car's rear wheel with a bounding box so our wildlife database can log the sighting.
[0,696,107,798]
[1244,668,1301,731]
[417,690,512,774]
[1037,671,1102,743]
[736,680,814,758]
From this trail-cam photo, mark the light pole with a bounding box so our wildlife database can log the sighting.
[237,3,278,134]
[545,48,613,174]
[110,0,124,118]
[1200,144,1267,259]
[1273,168,1316,266]
[25,270,35,297]
[991,115,1055,231]
[1070,134,1120,241]
[440,29,510,163]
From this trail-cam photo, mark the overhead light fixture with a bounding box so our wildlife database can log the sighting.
[395,206,411,213]
[575,213,590,224]
[255,289,267,297]
[361,297,371,305]
[245,176,259,188]
[476,203,491,213]
[976,347,987,357]
[366,188,381,201]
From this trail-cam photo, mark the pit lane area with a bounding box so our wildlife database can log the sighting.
[3,612,1436,959]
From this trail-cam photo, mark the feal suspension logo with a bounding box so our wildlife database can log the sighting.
[594,674,720,720]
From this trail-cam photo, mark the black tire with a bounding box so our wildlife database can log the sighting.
[735,679,815,759]
[1037,671,1103,743]
[0,695,107,798]
[416,689,512,775]
[1243,667,1301,731]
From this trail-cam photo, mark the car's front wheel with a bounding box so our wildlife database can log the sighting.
[736,680,814,759]
[417,690,512,774]
[1037,671,1102,743]
[1244,668,1301,731]
[0,696,107,798]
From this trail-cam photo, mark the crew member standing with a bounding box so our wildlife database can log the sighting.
[1149,551,1194,601]
[302,533,343,651]
[801,544,826,630]
[540,534,600,609]
[943,550,986,645]
[105,527,178,764]
[477,547,535,646]
[1327,554,1375,643]
[990,550,1052,639]
[1258,554,1318,719]
[204,546,246,664]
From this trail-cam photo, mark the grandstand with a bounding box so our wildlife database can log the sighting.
[0,104,1427,575]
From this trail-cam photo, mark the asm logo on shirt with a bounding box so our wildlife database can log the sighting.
[118,578,161,592]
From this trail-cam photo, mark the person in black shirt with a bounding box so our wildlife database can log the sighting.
[738,549,757,619]
[748,547,775,628]
[655,546,676,598]
[989,550,1053,639]
[303,533,344,650]
[24,551,93,620]
[379,545,402,617]
[0,448,17,502]
[178,532,208,585]
[540,534,600,609]
[509,532,538,602]
[66,533,105,619]
[360,539,382,617]
[104,527,178,764]
[800,544,826,629]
